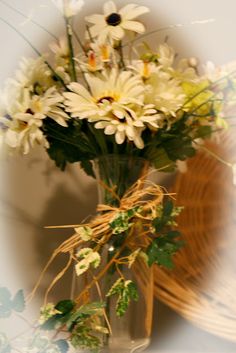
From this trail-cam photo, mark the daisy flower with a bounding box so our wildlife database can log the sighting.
[14,57,54,94]
[63,69,144,120]
[85,1,149,43]
[49,37,70,67]
[146,71,186,117]
[51,0,84,18]
[0,87,69,154]
[63,69,160,148]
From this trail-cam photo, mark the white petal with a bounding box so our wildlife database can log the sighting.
[115,130,125,144]
[119,5,149,20]
[104,125,116,135]
[95,121,106,129]
[85,14,105,25]
[5,129,18,148]
[121,20,145,34]
[134,135,144,149]
[103,1,117,15]
[110,26,125,40]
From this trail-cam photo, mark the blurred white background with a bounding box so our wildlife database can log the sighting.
[1,0,236,352]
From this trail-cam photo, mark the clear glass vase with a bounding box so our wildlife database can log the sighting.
[74,155,154,353]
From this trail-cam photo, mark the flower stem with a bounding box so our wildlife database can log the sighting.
[65,17,77,81]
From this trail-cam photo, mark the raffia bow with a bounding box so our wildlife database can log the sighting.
[28,176,171,304]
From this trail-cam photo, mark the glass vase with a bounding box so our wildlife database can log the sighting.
[74,155,154,353]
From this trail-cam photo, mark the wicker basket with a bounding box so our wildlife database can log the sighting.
[154,130,236,341]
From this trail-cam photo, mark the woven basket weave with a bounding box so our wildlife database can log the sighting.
[154,130,236,341]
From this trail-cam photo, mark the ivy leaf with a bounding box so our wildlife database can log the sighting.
[147,241,174,269]
[41,300,75,330]
[55,300,75,314]
[109,207,140,235]
[152,200,174,232]
[147,231,184,269]
[70,330,100,352]
[107,279,139,317]
[163,200,174,218]
[76,302,105,316]
[0,288,12,318]
[164,137,196,161]
[67,302,105,331]
[12,290,25,313]
[54,340,69,353]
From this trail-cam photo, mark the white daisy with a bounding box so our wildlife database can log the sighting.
[64,69,144,120]
[157,43,175,69]
[51,0,84,18]
[49,37,70,67]
[0,87,68,154]
[85,1,149,43]
[94,103,161,148]
[3,118,48,155]
[64,69,161,148]
[129,60,160,80]
[146,71,186,117]
[14,57,53,94]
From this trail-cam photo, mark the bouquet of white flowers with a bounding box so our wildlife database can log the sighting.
[1,1,236,353]
[1,0,235,177]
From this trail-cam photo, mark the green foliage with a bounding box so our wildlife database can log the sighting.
[152,200,174,232]
[109,206,141,235]
[107,279,139,317]
[147,230,184,269]
[163,137,196,161]
[54,339,69,353]
[66,302,105,331]
[40,301,106,352]
[146,200,184,269]
[0,288,25,318]
[43,119,97,172]
[41,300,75,330]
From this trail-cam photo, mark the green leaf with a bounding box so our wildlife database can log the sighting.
[12,290,25,313]
[107,279,139,317]
[0,288,12,318]
[196,125,212,139]
[55,300,75,314]
[70,331,100,352]
[145,147,176,172]
[163,200,174,218]
[109,207,140,235]
[106,278,124,297]
[164,138,196,161]
[147,241,174,269]
[54,340,69,353]
[66,302,105,332]
[77,302,105,316]
[147,230,184,269]
[80,160,95,178]
[43,120,95,171]
[41,300,75,330]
